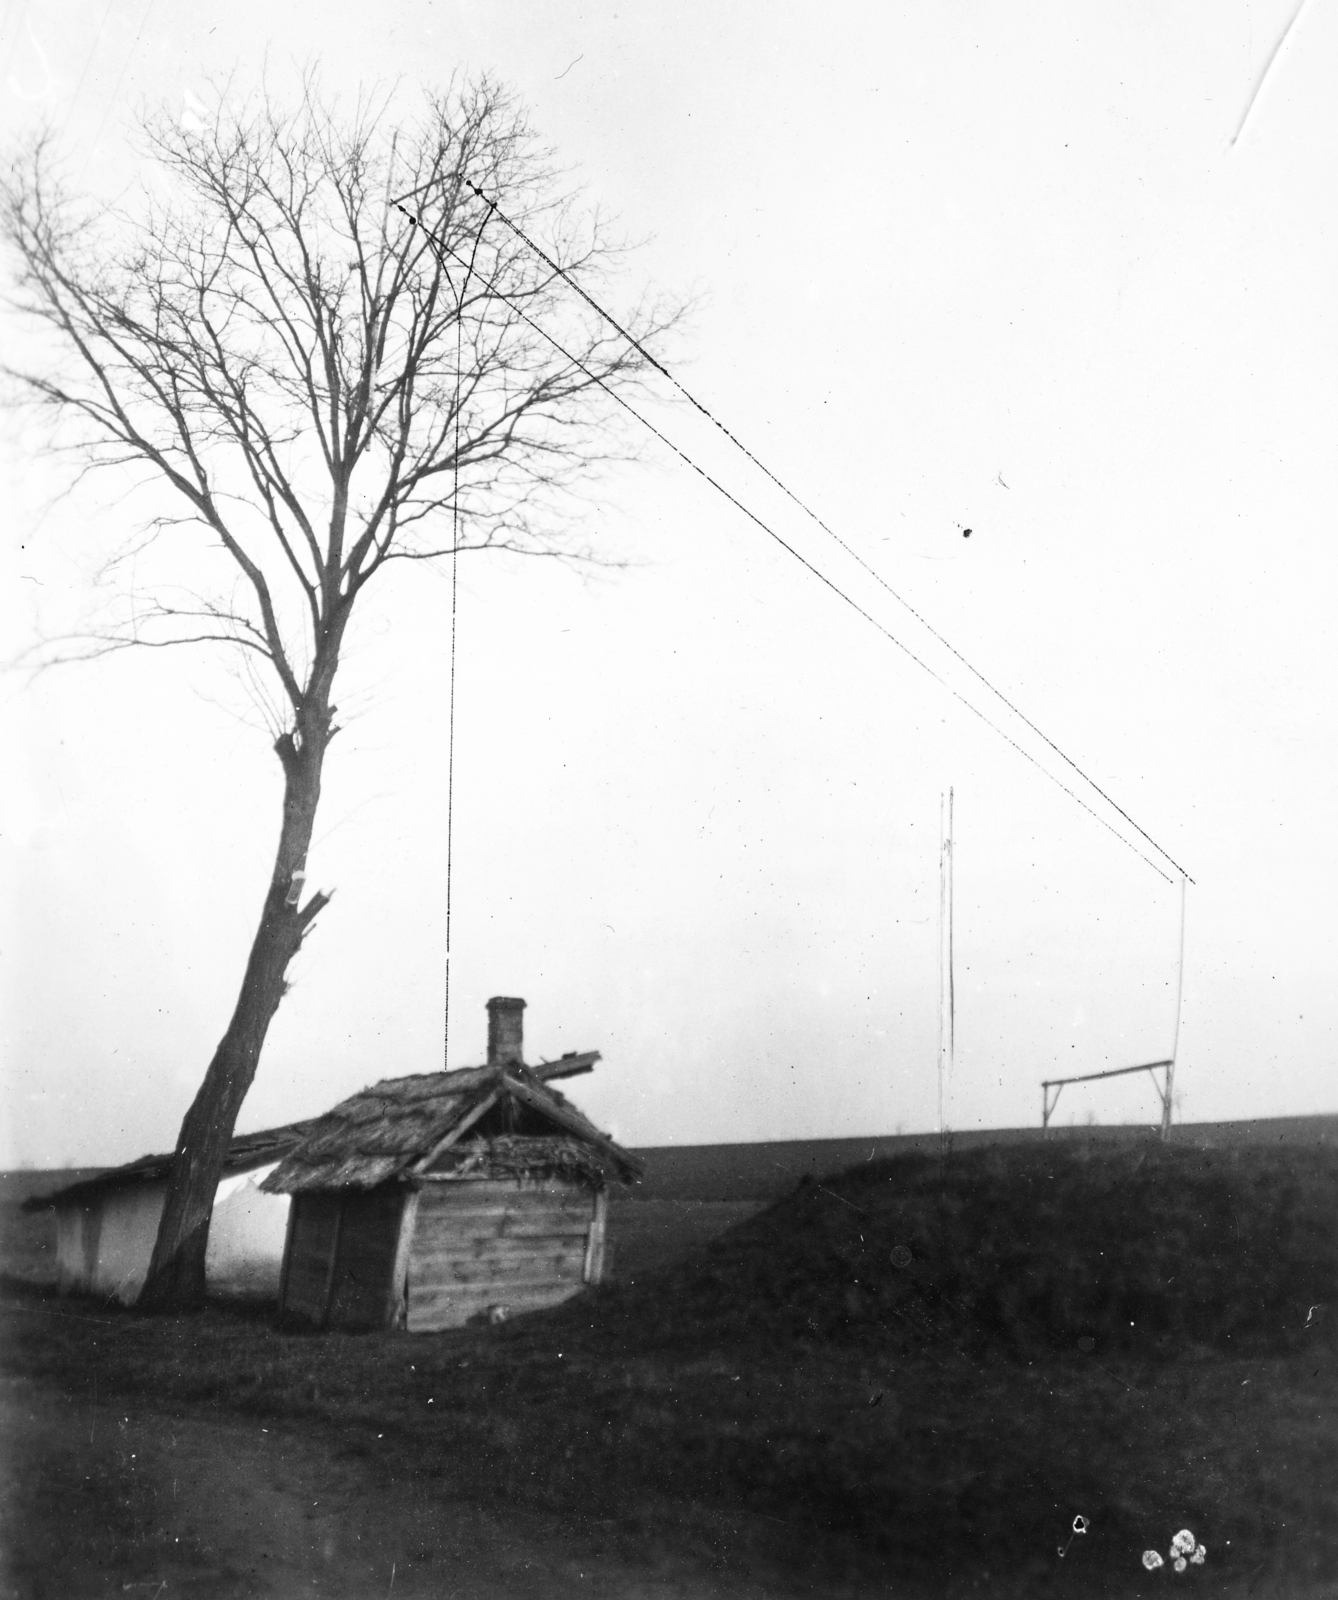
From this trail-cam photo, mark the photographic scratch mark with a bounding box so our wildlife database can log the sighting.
[11,1303,116,1327]
[1089,1355,1132,1392]
[996,471,1009,489]
[57,0,116,140]
[7,16,56,103]
[816,1183,866,1213]
[555,54,584,80]
[1231,0,1312,147]
[79,0,156,181]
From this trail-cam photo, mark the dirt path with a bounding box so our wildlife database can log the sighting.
[0,1376,788,1600]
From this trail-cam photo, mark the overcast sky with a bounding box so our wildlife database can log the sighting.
[3,2,1335,1169]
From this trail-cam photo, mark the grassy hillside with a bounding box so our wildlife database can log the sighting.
[592,1137,1338,1359]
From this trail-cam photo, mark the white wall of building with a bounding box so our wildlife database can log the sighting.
[53,1162,290,1304]
[204,1164,289,1298]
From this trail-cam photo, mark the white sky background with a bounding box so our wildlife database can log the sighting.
[1,2,1335,1167]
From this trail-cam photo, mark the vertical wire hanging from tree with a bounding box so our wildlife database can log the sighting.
[443,297,461,1071]
[389,186,489,1074]
[439,185,488,1073]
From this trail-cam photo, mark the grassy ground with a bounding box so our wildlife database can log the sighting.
[3,1139,1337,1596]
[606,1198,765,1280]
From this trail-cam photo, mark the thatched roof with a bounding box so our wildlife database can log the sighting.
[261,1061,641,1194]
[25,1121,315,1211]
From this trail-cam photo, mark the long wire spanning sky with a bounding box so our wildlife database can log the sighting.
[417,184,1189,887]
[2,2,1335,1167]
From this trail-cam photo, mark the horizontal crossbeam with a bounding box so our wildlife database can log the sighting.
[1041,1060,1175,1139]
[1040,1060,1173,1090]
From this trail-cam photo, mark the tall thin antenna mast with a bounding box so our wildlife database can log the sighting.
[1162,875,1188,1139]
[948,786,956,1118]
[938,788,955,1137]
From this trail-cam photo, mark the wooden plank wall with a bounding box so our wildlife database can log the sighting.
[583,1188,608,1285]
[387,1190,420,1329]
[327,1188,405,1331]
[406,1179,595,1333]
[280,1189,408,1330]
[280,1194,342,1325]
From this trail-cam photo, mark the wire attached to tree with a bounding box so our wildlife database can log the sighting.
[465,181,1193,887]
[393,201,1177,888]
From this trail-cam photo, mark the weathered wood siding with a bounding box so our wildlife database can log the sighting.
[327,1188,405,1330]
[582,1188,608,1286]
[280,1193,342,1325]
[406,1178,597,1333]
[280,1188,407,1330]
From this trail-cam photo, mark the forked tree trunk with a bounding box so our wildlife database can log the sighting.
[137,699,335,1310]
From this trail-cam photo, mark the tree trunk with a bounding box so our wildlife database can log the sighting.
[138,704,335,1310]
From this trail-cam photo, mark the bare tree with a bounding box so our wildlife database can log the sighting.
[2,75,681,1308]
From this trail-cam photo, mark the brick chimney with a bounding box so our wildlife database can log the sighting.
[486,997,526,1068]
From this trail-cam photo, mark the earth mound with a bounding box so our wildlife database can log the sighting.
[576,1138,1338,1360]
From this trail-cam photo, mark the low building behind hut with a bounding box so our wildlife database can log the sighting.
[262,997,640,1332]
[28,1123,310,1305]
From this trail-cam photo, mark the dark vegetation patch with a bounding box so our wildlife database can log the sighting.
[587,1138,1338,1360]
[4,1140,1337,1597]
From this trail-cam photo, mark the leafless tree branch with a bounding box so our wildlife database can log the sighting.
[3,73,686,710]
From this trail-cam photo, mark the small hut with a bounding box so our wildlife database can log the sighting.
[262,997,641,1333]
[28,1122,310,1304]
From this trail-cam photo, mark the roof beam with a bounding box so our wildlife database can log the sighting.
[502,1072,644,1177]
[410,1088,503,1176]
[532,1050,601,1083]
